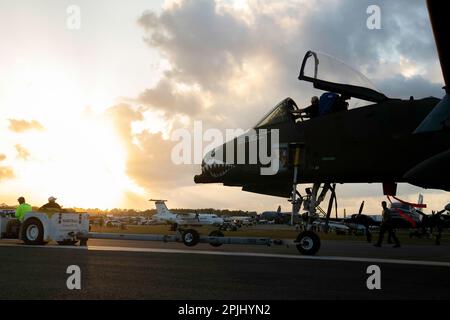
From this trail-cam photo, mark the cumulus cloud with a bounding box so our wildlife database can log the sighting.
[127,130,198,189]
[138,78,205,115]
[138,1,254,92]
[104,103,197,192]
[8,119,44,133]
[105,103,144,138]
[0,167,14,181]
[15,144,30,160]
[376,74,444,99]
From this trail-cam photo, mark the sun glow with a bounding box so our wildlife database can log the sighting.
[9,112,144,209]
[0,62,144,209]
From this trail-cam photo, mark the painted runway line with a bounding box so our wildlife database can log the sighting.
[1,241,450,267]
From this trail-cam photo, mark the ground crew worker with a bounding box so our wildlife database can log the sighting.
[39,196,61,210]
[374,201,400,248]
[15,196,32,222]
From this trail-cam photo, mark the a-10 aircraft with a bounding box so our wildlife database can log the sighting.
[194,0,450,255]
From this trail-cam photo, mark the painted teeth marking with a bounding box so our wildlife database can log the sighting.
[202,160,234,178]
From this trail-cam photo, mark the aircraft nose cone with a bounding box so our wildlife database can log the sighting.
[194,172,221,183]
[194,174,202,183]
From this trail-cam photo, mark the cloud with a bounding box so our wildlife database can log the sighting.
[0,154,6,162]
[138,1,254,92]
[105,103,144,138]
[376,75,444,99]
[105,103,197,192]
[138,78,204,115]
[8,119,44,133]
[0,166,14,181]
[127,130,198,189]
[15,144,30,160]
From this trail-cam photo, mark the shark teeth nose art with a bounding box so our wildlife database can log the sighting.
[202,160,235,178]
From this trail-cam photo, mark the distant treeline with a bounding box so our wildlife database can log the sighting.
[74,208,257,217]
[83,208,257,217]
[1,204,256,217]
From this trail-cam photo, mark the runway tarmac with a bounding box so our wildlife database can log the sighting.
[1,239,450,299]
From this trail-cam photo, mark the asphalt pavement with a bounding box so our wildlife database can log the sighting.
[1,239,450,299]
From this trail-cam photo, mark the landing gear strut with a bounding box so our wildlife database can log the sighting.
[292,182,322,255]
[290,145,321,255]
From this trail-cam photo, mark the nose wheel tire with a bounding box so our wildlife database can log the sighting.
[182,229,200,247]
[209,230,224,247]
[296,231,321,255]
[22,218,45,245]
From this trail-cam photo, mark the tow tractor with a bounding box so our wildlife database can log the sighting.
[0,209,89,245]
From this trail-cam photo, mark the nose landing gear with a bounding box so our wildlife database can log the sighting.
[290,146,323,255]
[295,230,321,255]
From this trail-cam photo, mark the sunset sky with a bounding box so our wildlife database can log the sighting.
[0,0,447,214]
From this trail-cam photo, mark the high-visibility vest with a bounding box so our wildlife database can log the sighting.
[15,203,32,221]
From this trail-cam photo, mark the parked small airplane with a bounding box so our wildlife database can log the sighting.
[345,195,450,244]
[231,216,254,225]
[149,199,224,227]
[312,219,349,234]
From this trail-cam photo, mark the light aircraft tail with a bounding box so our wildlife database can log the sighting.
[149,199,171,216]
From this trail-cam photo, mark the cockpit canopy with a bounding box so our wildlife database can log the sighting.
[254,98,297,129]
[299,51,389,103]
[254,52,391,129]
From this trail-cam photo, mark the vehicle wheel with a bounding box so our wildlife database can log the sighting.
[182,229,199,247]
[209,230,224,247]
[296,231,321,255]
[57,240,79,246]
[22,218,45,245]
